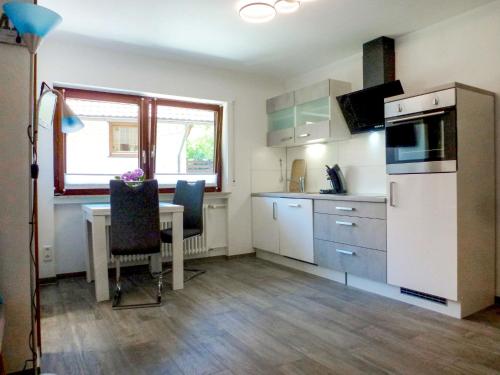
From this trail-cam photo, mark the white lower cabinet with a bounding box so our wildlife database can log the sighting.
[278,199,314,263]
[251,197,279,254]
[252,197,314,263]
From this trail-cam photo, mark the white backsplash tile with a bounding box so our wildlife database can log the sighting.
[251,169,285,193]
[338,132,386,167]
[252,132,387,195]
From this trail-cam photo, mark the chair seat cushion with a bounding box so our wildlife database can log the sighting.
[161,228,202,243]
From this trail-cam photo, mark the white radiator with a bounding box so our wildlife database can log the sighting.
[108,204,209,264]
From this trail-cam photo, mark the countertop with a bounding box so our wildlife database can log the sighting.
[251,192,387,203]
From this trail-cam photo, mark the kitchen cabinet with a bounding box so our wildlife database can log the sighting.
[313,198,387,283]
[278,199,314,263]
[252,197,279,254]
[252,197,314,263]
[266,79,351,147]
[266,92,295,147]
[387,173,458,300]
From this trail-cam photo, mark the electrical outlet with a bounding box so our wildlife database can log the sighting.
[43,245,53,262]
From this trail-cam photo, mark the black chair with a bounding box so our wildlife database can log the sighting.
[161,180,206,282]
[110,179,163,309]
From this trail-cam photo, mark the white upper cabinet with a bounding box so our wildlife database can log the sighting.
[266,79,351,147]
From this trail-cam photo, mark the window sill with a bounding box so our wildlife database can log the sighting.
[53,191,231,205]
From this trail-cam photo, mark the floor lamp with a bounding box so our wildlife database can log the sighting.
[2,2,83,373]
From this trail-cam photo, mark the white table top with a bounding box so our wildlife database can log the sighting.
[82,202,184,216]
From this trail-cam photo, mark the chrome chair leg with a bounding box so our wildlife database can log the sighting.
[112,256,163,310]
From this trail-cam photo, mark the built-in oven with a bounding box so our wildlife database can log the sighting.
[385,88,457,174]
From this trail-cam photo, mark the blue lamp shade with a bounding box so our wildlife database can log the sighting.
[3,2,62,37]
[3,2,62,53]
[61,102,84,133]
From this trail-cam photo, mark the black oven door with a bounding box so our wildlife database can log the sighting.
[385,108,457,174]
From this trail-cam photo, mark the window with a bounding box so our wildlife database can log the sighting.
[54,87,223,195]
[153,104,218,186]
[109,123,139,157]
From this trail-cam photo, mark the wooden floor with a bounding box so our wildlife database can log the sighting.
[41,257,500,375]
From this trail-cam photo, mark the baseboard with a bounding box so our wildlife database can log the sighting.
[8,367,40,375]
[40,271,86,284]
[40,249,252,283]
[226,252,256,260]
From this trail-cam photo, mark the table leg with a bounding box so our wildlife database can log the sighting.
[82,214,94,283]
[172,211,184,290]
[91,216,110,301]
[150,253,162,275]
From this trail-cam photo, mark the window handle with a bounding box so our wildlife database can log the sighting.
[151,145,156,158]
[142,150,146,164]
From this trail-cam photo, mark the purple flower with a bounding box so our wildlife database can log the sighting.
[119,168,145,183]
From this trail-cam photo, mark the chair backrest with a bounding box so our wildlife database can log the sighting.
[110,179,161,256]
[173,180,205,232]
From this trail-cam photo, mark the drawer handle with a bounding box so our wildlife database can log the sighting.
[335,206,354,211]
[288,203,301,208]
[280,136,293,142]
[297,133,311,138]
[336,249,356,256]
[336,221,354,226]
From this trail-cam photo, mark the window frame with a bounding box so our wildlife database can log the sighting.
[53,87,223,195]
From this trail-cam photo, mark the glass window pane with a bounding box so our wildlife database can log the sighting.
[154,105,216,186]
[65,98,139,187]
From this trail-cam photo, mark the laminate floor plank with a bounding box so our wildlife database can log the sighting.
[41,257,500,375]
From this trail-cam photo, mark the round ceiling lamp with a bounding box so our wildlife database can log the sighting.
[274,0,300,14]
[239,2,277,23]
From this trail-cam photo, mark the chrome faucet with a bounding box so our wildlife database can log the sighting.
[287,176,306,193]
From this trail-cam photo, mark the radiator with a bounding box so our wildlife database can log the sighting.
[108,204,209,264]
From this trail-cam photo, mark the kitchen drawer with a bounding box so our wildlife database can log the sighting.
[294,121,330,145]
[314,213,386,251]
[314,239,387,283]
[267,128,294,147]
[314,200,386,219]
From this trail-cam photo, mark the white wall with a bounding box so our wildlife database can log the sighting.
[276,0,500,294]
[0,1,33,371]
[37,35,284,277]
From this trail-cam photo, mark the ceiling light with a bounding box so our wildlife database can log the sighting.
[239,2,277,23]
[274,0,300,14]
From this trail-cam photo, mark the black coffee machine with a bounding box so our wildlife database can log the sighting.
[320,164,347,194]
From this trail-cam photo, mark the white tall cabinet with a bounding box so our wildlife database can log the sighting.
[387,173,458,300]
[386,83,496,318]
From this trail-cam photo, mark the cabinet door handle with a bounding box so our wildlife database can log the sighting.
[272,202,277,220]
[288,203,301,208]
[280,136,293,142]
[335,221,354,226]
[335,206,354,211]
[297,133,311,138]
[389,182,396,207]
[336,249,356,256]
